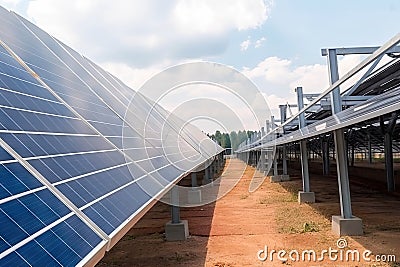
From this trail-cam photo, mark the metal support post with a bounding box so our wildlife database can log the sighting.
[368,133,373,164]
[188,172,202,204]
[300,140,310,192]
[171,186,180,224]
[282,145,288,175]
[381,113,397,192]
[280,105,289,176]
[326,49,362,235]
[296,87,311,196]
[384,132,394,191]
[191,172,197,187]
[264,120,271,174]
[328,49,353,219]
[203,161,210,184]
[333,129,352,218]
[218,155,222,173]
[166,186,189,241]
[210,160,215,179]
[322,139,330,175]
[271,116,277,176]
[259,127,266,172]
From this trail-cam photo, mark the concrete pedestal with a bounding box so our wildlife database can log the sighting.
[270,175,290,183]
[188,189,202,204]
[298,191,315,203]
[332,215,363,236]
[165,220,189,241]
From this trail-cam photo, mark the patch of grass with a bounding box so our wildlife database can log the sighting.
[302,222,319,233]
[258,192,297,205]
[275,206,328,234]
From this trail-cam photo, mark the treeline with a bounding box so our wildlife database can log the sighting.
[207,130,257,151]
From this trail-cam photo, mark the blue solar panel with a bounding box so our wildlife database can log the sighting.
[0,162,43,198]
[0,159,105,266]
[0,6,223,265]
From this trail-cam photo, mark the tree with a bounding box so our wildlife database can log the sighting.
[222,133,231,148]
[230,131,238,150]
[215,130,222,145]
[207,130,256,150]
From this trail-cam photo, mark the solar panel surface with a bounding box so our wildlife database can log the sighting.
[0,6,223,266]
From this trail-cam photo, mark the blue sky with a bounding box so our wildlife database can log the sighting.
[221,0,400,68]
[0,0,399,130]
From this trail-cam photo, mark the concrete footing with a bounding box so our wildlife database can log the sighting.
[331,215,363,236]
[298,191,315,203]
[188,189,202,204]
[270,175,290,183]
[165,220,189,241]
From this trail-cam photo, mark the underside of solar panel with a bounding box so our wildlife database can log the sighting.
[0,7,222,266]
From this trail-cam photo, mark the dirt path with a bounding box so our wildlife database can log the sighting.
[98,158,399,267]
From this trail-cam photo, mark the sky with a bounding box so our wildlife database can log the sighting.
[0,0,399,132]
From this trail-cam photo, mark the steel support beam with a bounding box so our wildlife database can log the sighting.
[384,132,395,192]
[321,45,400,56]
[203,161,210,184]
[282,145,288,175]
[271,116,278,177]
[322,139,330,175]
[368,132,373,164]
[333,129,353,218]
[328,49,353,219]
[171,186,180,224]
[259,127,266,172]
[296,87,310,192]
[280,105,289,176]
[300,140,310,192]
[191,172,197,187]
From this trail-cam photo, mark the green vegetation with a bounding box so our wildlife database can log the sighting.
[208,130,257,151]
[302,222,319,233]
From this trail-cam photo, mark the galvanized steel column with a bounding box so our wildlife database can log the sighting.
[328,49,352,219]
[296,87,310,192]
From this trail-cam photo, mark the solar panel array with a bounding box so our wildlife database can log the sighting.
[0,7,222,266]
[255,85,400,149]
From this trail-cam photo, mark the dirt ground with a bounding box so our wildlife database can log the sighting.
[97,158,400,267]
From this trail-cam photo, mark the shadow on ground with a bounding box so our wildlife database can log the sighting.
[278,159,400,262]
[96,164,223,267]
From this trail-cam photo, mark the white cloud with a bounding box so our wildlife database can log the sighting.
[240,36,266,51]
[100,61,169,90]
[26,0,273,68]
[254,37,266,48]
[243,56,296,86]
[265,93,297,119]
[0,0,19,9]
[240,39,251,51]
[242,54,371,116]
[173,0,270,34]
